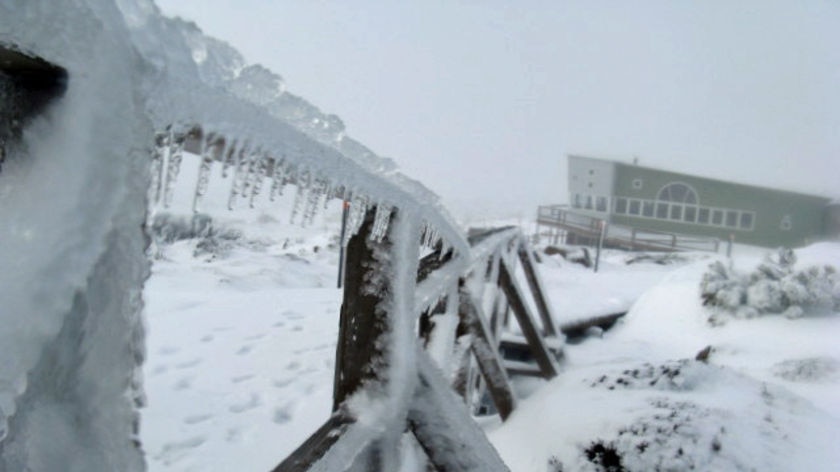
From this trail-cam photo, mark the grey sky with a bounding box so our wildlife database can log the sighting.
[156,0,839,221]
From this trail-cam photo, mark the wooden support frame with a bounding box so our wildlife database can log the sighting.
[275,223,562,471]
[497,258,559,379]
[332,207,392,410]
[408,349,510,471]
[516,239,559,337]
[458,285,517,420]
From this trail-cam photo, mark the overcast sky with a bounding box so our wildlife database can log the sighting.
[156,0,839,220]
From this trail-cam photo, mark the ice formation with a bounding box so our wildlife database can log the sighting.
[0,0,474,469]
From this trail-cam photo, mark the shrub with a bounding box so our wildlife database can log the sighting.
[700,248,840,322]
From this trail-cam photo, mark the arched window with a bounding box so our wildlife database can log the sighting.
[656,182,698,204]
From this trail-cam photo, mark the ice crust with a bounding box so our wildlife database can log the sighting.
[1,0,471,469]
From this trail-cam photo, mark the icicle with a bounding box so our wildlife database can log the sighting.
[192,135,214,213]
[439,237,453,260]
[322,180,334,209]
[289,170,310,224]
[249,155,267,208]
[163,132,184,208]
[227,145,248,210]
[302,179,328,226]
[369,203,392,242]
[150,132,168,205]
[269,158,287,201]
[221,138,238,178]
[343,193,367,245]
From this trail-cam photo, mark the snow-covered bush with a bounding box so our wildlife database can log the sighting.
[700,248,840,322]
[149,212,242,259]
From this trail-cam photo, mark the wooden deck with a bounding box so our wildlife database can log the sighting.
[537,205,720,253]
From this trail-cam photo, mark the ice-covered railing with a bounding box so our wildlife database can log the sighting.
[1,0,567,469]
[270,222,565,471]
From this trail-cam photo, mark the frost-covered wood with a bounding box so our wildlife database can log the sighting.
[498,259,560,379]
[458,286,517,420]
[332,207,394,410]
[408,350,510,472]
[517,238,559,337]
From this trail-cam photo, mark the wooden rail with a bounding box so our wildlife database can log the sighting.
[273,220,563,471]
[537,205,720,253]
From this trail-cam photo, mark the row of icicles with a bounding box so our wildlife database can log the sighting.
[149,128,449,252]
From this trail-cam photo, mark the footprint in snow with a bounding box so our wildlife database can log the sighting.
[282,310,303,320]
[245,333,266,341]
[150,365,168,376]
[159,346,179,356]
[231,374,254,384]
[200,334,214,343]
[273,378,293,389]
[272,321,285,328]
[174,377,192,391]
[272,404,294,424]
[175,358,202,369]
[157,436,206,463]
[285,360,301,371]
[236,345,253,355]
[183,413,213,425]
[228,393,261,413]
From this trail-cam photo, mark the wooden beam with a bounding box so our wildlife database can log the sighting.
[458,285,517,420]
[516,239,559,337]
[497,260,559,379]
[408,350,510,472]
[332,207,393,410]
[271,412,355,472]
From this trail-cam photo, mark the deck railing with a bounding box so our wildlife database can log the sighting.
[273,217,563,471]
[537,205,720,253]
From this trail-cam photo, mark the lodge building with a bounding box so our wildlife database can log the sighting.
[564,155,838,248]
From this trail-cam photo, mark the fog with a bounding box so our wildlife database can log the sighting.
[156,0,840,222]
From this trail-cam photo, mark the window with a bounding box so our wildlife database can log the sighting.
[656,202,669,219]
[780,215,792,231]
[712,210,723,225]
[615,197,628,214]
[670,204,683,220]
[589,169,595,175]
[585,195,593,210]
[657,182,698,204]
[596,196,607,212]
[697,208,710,224]
[684,206,697,223]
[725,210,738,228]
[739,212,754,230]
[632,178,643,190]
[573,194,582,208]
[629,199,641,215]
[642,201,655,217]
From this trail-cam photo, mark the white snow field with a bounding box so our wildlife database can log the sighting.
[142,160,840,471]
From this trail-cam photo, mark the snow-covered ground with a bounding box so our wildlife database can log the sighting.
[141,167,840,470]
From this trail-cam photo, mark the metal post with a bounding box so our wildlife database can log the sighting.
[727,233,734,259]
[594,219,607,273]
[336,200,350,289]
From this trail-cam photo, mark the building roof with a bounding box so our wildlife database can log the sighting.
[568,154,832,203]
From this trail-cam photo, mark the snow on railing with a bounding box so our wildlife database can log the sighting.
[272,219,564,471]
[1,1,567,470]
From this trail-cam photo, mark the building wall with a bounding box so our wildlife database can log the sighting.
[610,161,829,247]
[567,155,615,216]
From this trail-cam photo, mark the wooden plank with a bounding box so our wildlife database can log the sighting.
[497,259,559,379]
[332,207,392,410]
[459,286,517,420]
[271,412,355,472]
[408,349,510,472]
[516,239,559,337]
